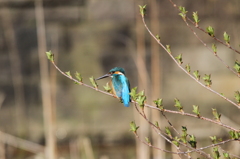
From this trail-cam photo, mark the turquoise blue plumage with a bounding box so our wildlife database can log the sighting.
[96,67,131,107]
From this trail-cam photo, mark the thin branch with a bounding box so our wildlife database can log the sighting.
[134,103,213,159]
[48,53,239,158]
[50,59,239,132]
[167,0,240,55]
[181,17,240,78]
[135,103,240,158]
[140,12,240,110]
[219,146,240,159]
[51,61,114,97]
[147,104,239,132]
[35,0,56,158]
[160,111,180,135]
[133,104,188,158]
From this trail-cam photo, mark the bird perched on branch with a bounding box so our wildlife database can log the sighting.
[96,67,131,107]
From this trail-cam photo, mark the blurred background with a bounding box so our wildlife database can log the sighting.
[0,0,240,158]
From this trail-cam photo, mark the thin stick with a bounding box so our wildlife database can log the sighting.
[167,0,240,55]
[140,12,240,110]
[50,60,239,132]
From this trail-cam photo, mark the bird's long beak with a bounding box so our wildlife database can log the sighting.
[95,73,110,80]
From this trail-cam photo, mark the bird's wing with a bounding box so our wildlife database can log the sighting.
[111,78,122,98]
[121,77,130,107]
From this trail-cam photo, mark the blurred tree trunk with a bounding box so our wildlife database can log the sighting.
[49,27,59,125]
[149,0,165,159]
[0,133,5,159]
[1,7,28,136]
[82,137,95,159]
[135,1,150,159]
[35,0,57,158]
[49,27,59,158]
[0,143,5,159]
[0,94,6,159]
[69,139,79,159]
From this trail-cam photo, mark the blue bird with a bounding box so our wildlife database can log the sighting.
[96,67,131,107]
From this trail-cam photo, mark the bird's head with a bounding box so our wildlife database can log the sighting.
[96,67,126,80]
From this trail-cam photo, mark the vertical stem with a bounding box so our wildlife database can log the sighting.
[49,25,59,112]
[149,0,165,159]
[135,2,150,159]
[82,137,95,159]
[35,0,56,158]
[69,139,80,159]
[0,94,5,159]
[0,132,5,159]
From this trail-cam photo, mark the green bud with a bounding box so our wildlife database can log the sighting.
[174,98,183,112]
[202,74,212,87]
[137,90,145,96]
[75,71,82,83]
[178,6,188,20]
[212,43,217,54]
[233,60,240,74]
[46,51,54,62]
[175,54,183,64]
[223,152,230,159]
[229,130,240,140]
[172,136,180,147]
[145,137,151,145]
[156,34,161,41]
[212,108,221,122]
[65,71,72,78]
[213,147,220,159]
[192,12,200,25]
[103,82,112,93]
[192,105,200,116]
[193,70,200,80]
[181,126,188,144]
[165,127,172,138]
[206,26,215,37]
[129,87,138,100]
[188,135,197,148]
[223,32,230,45]
[153,98,163,110]
[129,121,139,133]
[210,136,217,144]
[139,5,147,17]
[136,92,146,108]
[166,45,171,53]
[234,91,240,104]
[155,121,159,128]
[185,64,191,73]
[89,76,98,88]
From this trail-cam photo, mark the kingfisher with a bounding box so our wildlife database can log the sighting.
[96,67,131,107]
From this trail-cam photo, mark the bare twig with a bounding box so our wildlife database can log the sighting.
[48,54,240,158]
[133,103,214,159]
[140,12,240,110]
[219,146,240,159]
[181,17,240,78]
[50,59,239,132]
[35,0,56,158]
[135,103,240,158]
[167,0,240,55]
[160,111,180,135]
